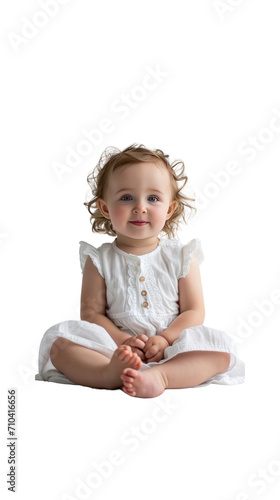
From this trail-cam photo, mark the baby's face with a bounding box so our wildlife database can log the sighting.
[98,161,177,241]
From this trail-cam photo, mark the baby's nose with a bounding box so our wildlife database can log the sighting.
[133,205,147,214]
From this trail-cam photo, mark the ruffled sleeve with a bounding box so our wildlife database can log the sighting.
[79,241,104,278]
[178,238,204,279]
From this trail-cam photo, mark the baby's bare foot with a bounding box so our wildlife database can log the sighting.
[103,345,142,389]
[120,367,167,398]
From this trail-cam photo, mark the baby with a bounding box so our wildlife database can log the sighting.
[37,144,245,397]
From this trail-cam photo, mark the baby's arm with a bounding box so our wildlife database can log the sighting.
[80,257,147,359]
[80,256,130,346]
[158,256,205,346]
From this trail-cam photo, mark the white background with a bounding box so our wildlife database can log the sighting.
[1,1,280,499]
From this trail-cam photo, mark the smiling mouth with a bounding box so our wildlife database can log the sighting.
[129,221,149,226]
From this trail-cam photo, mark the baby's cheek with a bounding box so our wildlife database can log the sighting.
[112,206,128,224]
[153,208,169,225]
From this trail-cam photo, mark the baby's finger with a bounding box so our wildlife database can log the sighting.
[146,352,161,363]
[131,347,146,361]
[136,334,149,342]
[145,345,158,359]
[132,338,146,350]
[143,338,154,352]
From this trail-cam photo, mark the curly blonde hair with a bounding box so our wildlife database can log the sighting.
[84,143,196,238]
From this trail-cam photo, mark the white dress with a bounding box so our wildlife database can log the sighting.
[37,238,245,387]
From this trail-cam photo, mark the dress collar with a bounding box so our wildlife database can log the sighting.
[112,238,162,258]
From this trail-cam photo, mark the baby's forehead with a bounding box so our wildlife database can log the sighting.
[105,161,173,196]
[112,160,169,182]
[111,159,169,176]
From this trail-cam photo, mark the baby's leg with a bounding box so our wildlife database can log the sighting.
[121,350,230,398]
[50,338,142,389]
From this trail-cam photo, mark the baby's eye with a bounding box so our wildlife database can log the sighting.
[120,195,133,201]
[148,196,159,202]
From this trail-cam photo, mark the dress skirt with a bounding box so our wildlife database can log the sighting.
[36,320,245,387]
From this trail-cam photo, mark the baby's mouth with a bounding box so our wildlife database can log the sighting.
[129,221,149,226]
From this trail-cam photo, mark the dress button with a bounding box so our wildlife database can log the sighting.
[142,301,149,308]
[139,276,145,282]
[137,261,140,266]
[141,290,147,296]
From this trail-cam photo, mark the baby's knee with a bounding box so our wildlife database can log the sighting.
[50,337,72,367]
[217,352,231,374]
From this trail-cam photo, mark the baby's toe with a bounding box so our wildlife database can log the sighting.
[120,374,134,384]
[118,346,131,360]
[123,382,133,389]
[121,377,133,388]
[131,354,142,369]
[122,386,136,397]
[122,367,137,378]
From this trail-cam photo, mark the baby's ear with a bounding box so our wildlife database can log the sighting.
[166,200,178,220]
[97,199,110,219]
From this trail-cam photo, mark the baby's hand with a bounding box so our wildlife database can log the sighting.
[143,336,169,363]
[122,334,148,362]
